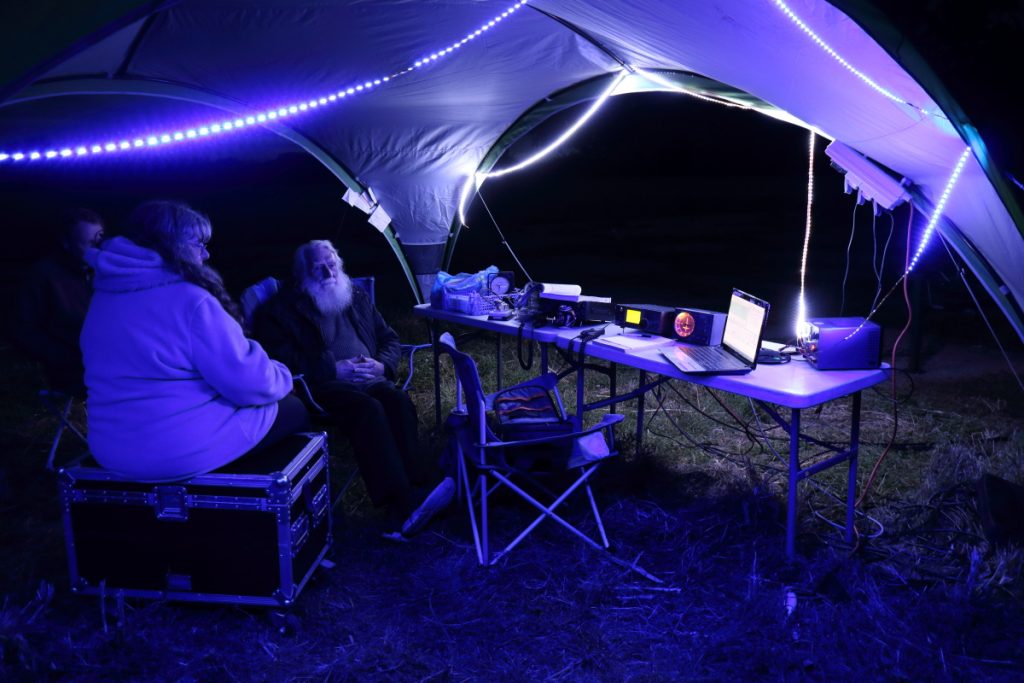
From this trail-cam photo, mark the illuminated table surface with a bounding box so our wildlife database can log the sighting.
[413,304,890,556]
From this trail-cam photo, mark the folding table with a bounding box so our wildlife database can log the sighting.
[413,304,889,556]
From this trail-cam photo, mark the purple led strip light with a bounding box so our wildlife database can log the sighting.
[0,1,529,164]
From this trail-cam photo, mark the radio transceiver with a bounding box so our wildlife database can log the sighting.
[615,304,675,336]
[672,308,726,346]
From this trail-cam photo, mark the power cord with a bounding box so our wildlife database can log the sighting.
[840,198,859,315]
[746,397,885,543]
[856,204,915,512]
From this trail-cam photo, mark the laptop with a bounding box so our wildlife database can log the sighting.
[660,289,771,375]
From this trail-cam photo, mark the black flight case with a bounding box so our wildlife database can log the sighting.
[58,432,332,608]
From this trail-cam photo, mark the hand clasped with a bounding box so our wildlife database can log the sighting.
[336,355,384,383]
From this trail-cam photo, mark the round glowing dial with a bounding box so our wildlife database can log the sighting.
[674,311,696,338]
[489,275,511,295]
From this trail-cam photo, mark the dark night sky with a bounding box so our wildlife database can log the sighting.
[0,2,1019,343]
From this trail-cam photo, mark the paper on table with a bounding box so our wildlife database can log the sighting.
[592,333,674,351]
[538,283,583,301]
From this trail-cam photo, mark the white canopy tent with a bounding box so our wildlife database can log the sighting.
[1,0,1020,340]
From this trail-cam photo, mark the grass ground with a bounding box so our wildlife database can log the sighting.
[1,315,1023,682]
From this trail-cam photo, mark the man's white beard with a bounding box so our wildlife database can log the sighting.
[304,272,353,315]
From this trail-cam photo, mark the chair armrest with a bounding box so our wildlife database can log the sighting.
[478,413,624,450]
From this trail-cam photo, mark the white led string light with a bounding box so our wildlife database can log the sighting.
[772,0,925,113]
[841,145,972,339]
[634,68,754,110]
[796,130,816,339]
[906,147,971,272]
[773,0,975,340]
[458,69,628,225]
[0,1,530,165]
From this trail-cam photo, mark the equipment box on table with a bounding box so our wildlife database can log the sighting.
[58,432,332,608]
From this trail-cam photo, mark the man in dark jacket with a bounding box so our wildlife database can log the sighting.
[11,208,105,396]
[254,240,452,537]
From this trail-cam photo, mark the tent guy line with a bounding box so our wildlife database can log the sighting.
[0,1,530,164]
[458,70,629,226]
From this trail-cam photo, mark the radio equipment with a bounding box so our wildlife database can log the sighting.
[535,299,616,327]
[672,308,726,346]
[615,304,675,337]
[578,299,616,324]
[799,317,882,370]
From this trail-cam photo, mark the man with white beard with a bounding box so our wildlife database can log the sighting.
[254,240,453,538]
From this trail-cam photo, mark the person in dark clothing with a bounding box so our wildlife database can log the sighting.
[11,208,105,396]
[254,240,453,538]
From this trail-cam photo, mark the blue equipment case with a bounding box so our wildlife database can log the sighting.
[58,432,332,608]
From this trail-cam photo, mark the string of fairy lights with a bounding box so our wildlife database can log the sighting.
[797,131,816,340]
[0,0,975,334]
[0,1,531,164]
[839,146,971,339]
[457,69,629,225]
[771,0,970,338]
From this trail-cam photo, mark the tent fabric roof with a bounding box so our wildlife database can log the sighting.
[1,0,1021,338]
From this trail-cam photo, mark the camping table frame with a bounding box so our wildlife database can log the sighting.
[413,304,889,557]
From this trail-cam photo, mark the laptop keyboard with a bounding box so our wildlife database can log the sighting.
[683,346,725,365]
[666,345,745,372]
[666,348,704,372]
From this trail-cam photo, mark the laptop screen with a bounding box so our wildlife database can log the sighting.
[722,289,770,364]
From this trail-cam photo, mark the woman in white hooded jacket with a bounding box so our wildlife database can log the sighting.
[81,200,308,481]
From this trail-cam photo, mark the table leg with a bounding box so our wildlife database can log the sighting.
[787,407,801,558]
[495,334,503,391]
[575,350,586,430]
[636,370,647,449]
[847,392,862,545]
[610,363,618,414]
[431,320,441,429]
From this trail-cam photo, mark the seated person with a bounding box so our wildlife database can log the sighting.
[80,200,309,481]
[254,240,453,537]
[11,208,105,397]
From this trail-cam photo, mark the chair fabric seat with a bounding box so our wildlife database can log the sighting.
[437,331,624,566]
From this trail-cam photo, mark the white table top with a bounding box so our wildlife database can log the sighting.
[413,304,889,409]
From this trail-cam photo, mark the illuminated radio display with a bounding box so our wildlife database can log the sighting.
[614,304,675,336]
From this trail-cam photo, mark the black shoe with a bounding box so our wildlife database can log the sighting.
[401,477,455,537]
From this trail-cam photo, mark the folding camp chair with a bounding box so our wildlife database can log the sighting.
[39,389,87,470]
[240,275,429,391]
[437,332,624,566]
[349,276,431,391]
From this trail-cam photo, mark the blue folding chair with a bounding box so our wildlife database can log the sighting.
[437,332,624,566]
[349,276,431,391]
